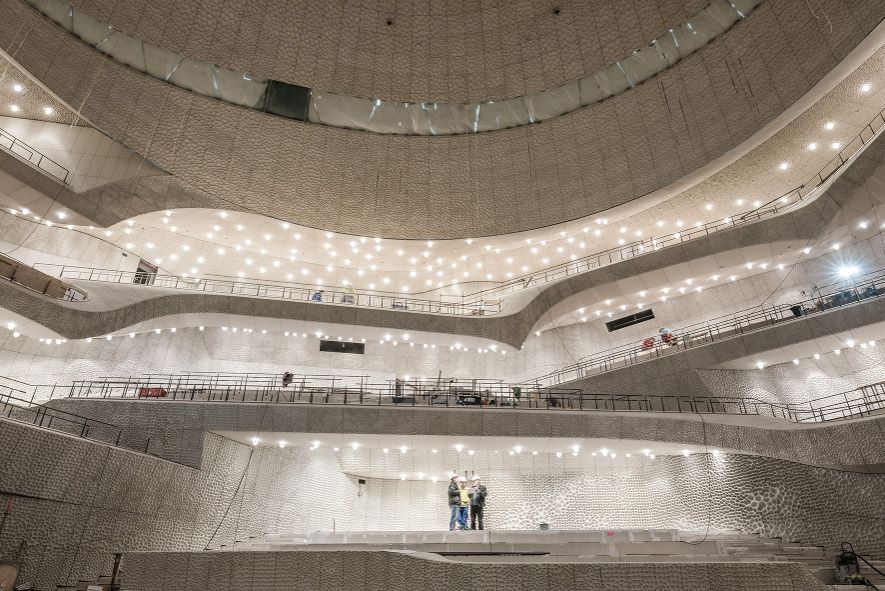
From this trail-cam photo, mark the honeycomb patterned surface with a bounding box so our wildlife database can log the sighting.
[116,550,832,591]
[1,417,883,588]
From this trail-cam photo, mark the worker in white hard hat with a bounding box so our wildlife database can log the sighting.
[469,476,488,530]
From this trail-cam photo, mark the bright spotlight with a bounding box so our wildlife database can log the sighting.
[838,265,860,278]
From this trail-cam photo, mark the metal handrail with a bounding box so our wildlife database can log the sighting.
[855,553,885,590]
[534,267,885,387]
[31,264,499,316]
[2,253,87,301]
[0,384,122,444]
[0,383,196,463]
[0,125,70,183]
[45,369,885,424]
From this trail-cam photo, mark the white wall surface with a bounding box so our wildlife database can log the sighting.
[698,345,885,405]
[0,115,164,191]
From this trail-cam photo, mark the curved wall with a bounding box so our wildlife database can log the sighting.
[3,0,883,237]
[0,160,853,348]
[699,346,885,406]
[3,415,884,589]
[28,0,761,136]
[46,398,885,472]
[65,0,732,103]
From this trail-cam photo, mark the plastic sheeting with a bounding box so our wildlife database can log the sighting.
[27,0,269,110]
[27,0,759,135]
[309,0,762,135]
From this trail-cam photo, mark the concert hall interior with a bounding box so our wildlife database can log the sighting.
[2,0,885,589]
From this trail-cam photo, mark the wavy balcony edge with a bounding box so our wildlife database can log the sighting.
[1,124,882,345]
[14,101,884,324]
[41,388,885,472]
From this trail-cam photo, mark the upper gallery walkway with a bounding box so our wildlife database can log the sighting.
[33,372,885,471]
[15,365,885,425]
[533,266,885,388]
[23,102,885,320]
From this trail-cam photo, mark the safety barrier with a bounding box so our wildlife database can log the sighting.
[0,125,69,182]
[534,267,885,388]
[50,370,885,423]
[1,253,86,301]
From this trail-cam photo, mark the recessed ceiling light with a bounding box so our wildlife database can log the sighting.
[860,82,871,93]
[831,142,841,150]
[778,162,789,170]
[43,106,54,115]
[807,142,817,151]
[824,121,835,130]
[12,83,23,93]
[9,105,20,112]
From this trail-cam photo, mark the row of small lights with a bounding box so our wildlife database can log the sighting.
[251,439,723,464]
[756,339,877,369]
[8,207,84,230]
[1,322,507,355]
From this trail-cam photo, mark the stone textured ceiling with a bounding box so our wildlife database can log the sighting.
[68,0,716,103]
[4,0,884,239]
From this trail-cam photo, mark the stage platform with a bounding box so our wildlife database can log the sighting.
[73,529,860,590]
[222,529,830,568]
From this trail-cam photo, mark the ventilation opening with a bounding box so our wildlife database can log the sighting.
[605,309,655,332]
[319,340,366,354]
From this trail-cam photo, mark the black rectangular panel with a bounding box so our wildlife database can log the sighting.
[319,340,365,354]
[605,309,655,332]
[263,80,311,121]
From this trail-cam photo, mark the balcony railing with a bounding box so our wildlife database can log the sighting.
[0,125,69,183]
[44,369,885,424]
[534,267,885,388]
[2,253,87,301]
[32,264,499,316]
[1,383,123,444]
